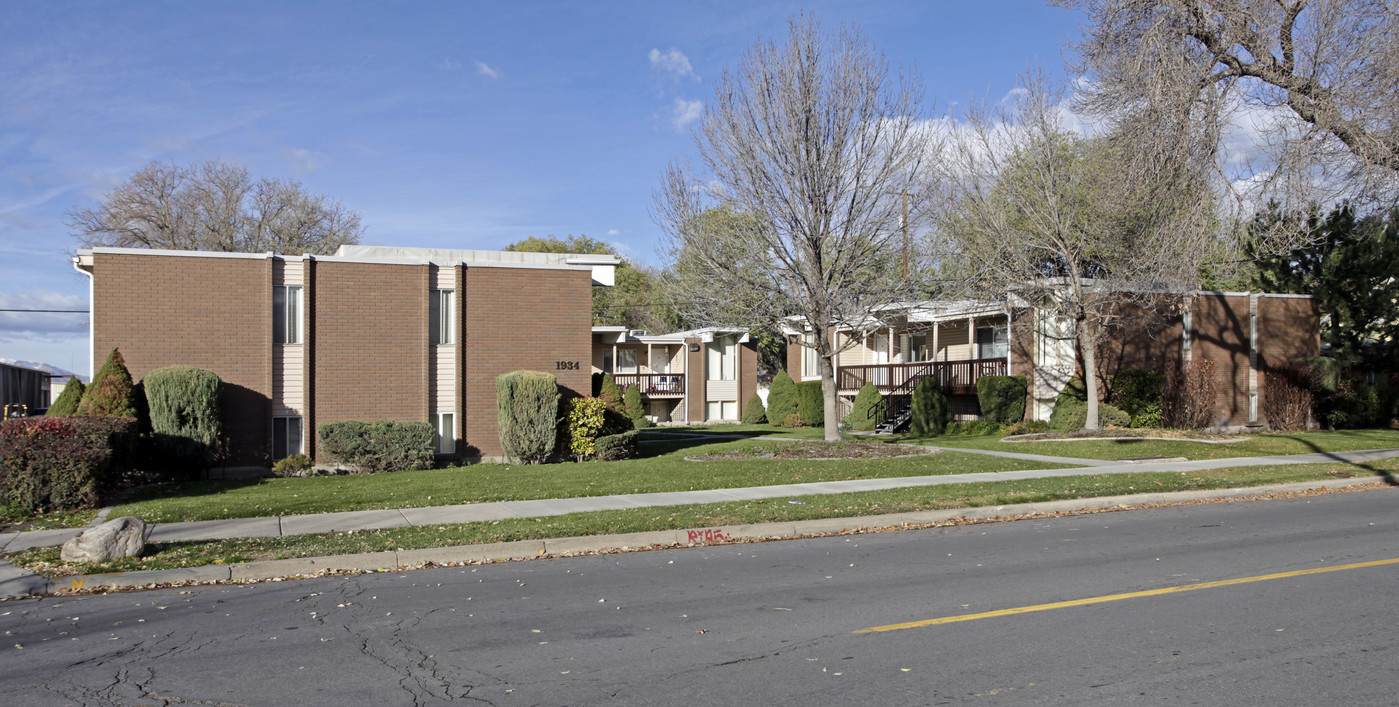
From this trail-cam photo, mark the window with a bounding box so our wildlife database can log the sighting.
[906,333,930,363]
[602,349,613,373]
[706,400,738,420]
[433,412,455,454]
[429,290,454,345]
[1249,312,1258,353]
[802,332,818,378]
[1182,310,1193,357]
[273,416,302,459]
[976,325,1009,359]
[273,286,302,344]
[1248,393,1259,423]
[707,336,736,381]
[617,349,638,374]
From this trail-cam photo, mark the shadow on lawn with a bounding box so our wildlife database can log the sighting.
[635,426,802,457]
[1268,431,1398,486]
[111,477,267,507]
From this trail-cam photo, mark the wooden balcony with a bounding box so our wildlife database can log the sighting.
[612,373,685,397]
[836,358,1008,396]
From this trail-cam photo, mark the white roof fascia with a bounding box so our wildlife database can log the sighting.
[80,247,271,261]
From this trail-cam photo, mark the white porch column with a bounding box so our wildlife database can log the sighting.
[932,322,940,362]
[967,315,976,359]
[1005,312,1013,375]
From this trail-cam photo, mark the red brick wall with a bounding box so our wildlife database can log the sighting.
[463,267,592,458]
[737,339,758,418]
[91,252,273,466]
[310,261,430,450]
[686,338,704,422]
[786,335,802,377]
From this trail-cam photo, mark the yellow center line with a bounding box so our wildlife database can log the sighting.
[855,556,1399,634]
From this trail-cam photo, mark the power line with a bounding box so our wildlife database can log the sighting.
[0,309,89,313]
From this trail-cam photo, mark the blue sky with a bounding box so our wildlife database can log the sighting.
[0,1,1084,376]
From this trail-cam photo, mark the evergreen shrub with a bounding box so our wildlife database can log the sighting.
[317,420,435,473]
[46,379,85,416]
[594,430,639,461]
[623,384,646,426]
[77,348,139,418]
[909,378,949,436]
[795,381,824,428]
[767,370,798,427]
[740,393,767,424]
[495,370,560,464]
[976,375,1027,424]
[845,383,882,431]
[143,365,222,470]
[598,374,623,413]
[1109,368,1166,427]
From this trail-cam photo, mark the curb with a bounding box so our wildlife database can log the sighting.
[7,475,1389,599]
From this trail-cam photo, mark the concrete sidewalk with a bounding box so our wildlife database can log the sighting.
[3,447,1396,556]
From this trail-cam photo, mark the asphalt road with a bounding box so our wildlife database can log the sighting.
[2,488,1396,706]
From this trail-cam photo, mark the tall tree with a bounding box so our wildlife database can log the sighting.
[937,76,1217,429]
[504,235,680,333]
[69,160,363,255]
[1250,204,1399,366]
[655,16,934,441]
[1061,0,1399,216]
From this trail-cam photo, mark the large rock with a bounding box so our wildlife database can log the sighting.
[61,516,147,563]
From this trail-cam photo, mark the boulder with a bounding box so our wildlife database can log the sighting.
[60,516,147,563]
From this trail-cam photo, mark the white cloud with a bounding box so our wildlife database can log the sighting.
[437,57,462,71]
[672,98,704,130]
[607,228,619,236]
[283,148,324,174]
[650,48,698,81]
[475,61,502,80]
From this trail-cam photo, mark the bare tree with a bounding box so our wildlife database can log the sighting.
[1060,0,1399,215]
[936,75,1217,429]
[655,16,935,441]
[69,160,364,255]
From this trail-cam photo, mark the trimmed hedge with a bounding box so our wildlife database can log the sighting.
[1049,399,1132,431]
[741,392,768,424]
[976,375,1027,424]
[595,430,639,461]
[560,397,632,461]
[1110,368,1166,428]
[795,381,824,428]
[317,420,436,473]
[846,383,882,431]
[143,365,222,471]
[78,348,139,418]
[909,378,949,436]
[768,370,798,427]
[496,370,560,464]
[945,420,1005,436]
[0,416,136,511]
[46,379,85,416]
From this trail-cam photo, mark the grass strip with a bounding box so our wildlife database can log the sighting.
[913,428,1399,461]
[14,458,1394,577]
[108,444,1065,524]
[0,506,99,533]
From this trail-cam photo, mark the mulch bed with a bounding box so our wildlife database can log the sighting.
[687,441,935,461]
[1004,429,1246,443]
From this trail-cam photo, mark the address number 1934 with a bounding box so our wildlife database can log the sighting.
[555,361,580,370]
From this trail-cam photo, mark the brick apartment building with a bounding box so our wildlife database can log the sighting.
[74,245,619,470]
[787,291,1320,431]
[591,326,759,423]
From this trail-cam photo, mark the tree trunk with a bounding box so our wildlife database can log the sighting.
[818,352,841,442]
[1082,318,1100,431]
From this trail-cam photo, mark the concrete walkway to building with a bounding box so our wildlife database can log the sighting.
[3,447,1396,555]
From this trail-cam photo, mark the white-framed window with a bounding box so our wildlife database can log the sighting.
[801,332,818,379]
[976,325,1009,360]
[1249,312,1258,353]
[905,333,930,363]
[273,285,302,344]
[273,416,303,459]
[1182,310,1193,358]
[433,412,455,454]
[430,289,454,345]
[706,400,738,420]
[1248,393,1259,423]
[617,349,638,374]
[707,336,736,381]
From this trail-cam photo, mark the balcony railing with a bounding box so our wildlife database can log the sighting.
[837,358,1008,396]
[611,373,686,396]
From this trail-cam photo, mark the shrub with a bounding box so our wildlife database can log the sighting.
[143,365,222,470]
[976,375,1027,424]
[796,381,824,428]
[595,430,639,461]
[623,384,645,425]
[845,383,883,432]
[1004,419,1050,436]
[591,372,603,397]
[1110,368,1166,428]
[632,416,656,430]
[1164,358,1217,429]
[945,420,1004,436]
[559,397,631,461]
[495,370,560,464]
[782,413,804,428]
[0,416,136,511]
[598,374,623,413]
[316,420,435,473]
[1263,363,1314,432]
[46,379,85,416]
[1050,400,1131,431]
[741,393,768,424]
[78,347,139,418]
[768,370,798,427]
[271,453,314,478]
[909,378,949,436]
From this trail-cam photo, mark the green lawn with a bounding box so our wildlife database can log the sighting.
[14,457,1395,577]
[107,434,1068,524]
[911,428,1399,461]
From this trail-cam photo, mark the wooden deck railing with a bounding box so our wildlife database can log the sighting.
[611,373,686,395]
[837,358,1007,396]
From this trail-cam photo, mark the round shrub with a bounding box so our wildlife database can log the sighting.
[976,375,1027,424]
[143,365,222,471]
[496,370,560,464]
[741,393,768,424]
[272,453,314,477]
[782,412,804,428]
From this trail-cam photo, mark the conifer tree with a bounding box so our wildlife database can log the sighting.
[77,348,139,418]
